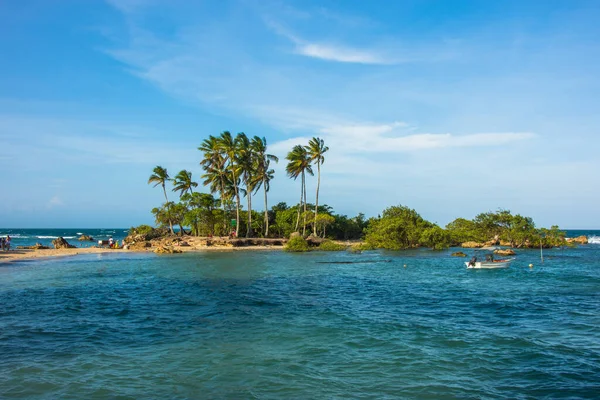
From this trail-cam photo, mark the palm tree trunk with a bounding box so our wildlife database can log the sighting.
[264,179,269,237]
[162,184,174,234]
[314,161,320,236]
[246,183,252,238]
[295,174,302,231]
[302,172,307,236]
[230,164,240,237]
[220,174,227,236]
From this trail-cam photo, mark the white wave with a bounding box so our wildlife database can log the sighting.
[36,236,75,239]
[0,234,29,238]
[588,235,600,244]
[77,232,83,235]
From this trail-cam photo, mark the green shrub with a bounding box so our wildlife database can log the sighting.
[318,240,346,251]
[129,224,154,236]
[285,236,310,252]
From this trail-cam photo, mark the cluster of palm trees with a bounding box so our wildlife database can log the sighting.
[198,131,278,237]
[285,137,329,236]
[147,131,328,238]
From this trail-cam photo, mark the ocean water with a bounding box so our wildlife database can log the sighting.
[0,229,129,248]
[1,233,600,398]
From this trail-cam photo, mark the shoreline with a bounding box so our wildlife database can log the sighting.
[0,244,285,264]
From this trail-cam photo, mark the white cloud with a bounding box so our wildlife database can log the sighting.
[294,43,388,64]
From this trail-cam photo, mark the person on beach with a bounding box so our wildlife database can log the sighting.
[5,235,10,251]
[0,237,5,251]
[108,237,114,248]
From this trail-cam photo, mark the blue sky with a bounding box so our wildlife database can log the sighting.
[1,0,599,229]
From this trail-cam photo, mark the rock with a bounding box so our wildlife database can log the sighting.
[128,241,151,250]
[52,237,76,249]
[154,246,182,254]
[306,234,324,246]
[494,249,516,256]
[289,232,301,239]
[451,251,467,257]
[179,241,190,247]
[78,235,94,241]
[499,240,511,247]
[461,241,484,248]
[566,235,588,245]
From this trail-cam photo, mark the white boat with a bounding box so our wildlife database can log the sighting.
[465,250,514,269]
[465,258,513,269]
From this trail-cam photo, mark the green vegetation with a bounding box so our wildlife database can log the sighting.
[364,205,445,250]
[144,131,569,251]
[284,236,310,252]
[317,240,347,251]
[445,209,568,248]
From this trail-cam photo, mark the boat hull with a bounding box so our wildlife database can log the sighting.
[465,259,513,269]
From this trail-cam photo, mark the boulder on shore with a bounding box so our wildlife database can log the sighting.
[566,235,588,245]
[154,246,183,254]
[306,235,324,246]
[451,251,467,257]
[461,241,484,248]
[78,235,94,241]
[494,249,516,256]
[52,237,76,249]
[128,241,151,250]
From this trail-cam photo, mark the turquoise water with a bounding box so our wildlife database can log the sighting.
[0,229,129,249]
[1,239,600,398]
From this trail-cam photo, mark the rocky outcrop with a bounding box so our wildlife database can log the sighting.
[451,251,467,257]
[461,241,484,248]
[154,246,183,254]
[494,249,516,256]
[52,237,76,249]
[306,235,324,246]
[128,241,151,251]
[124,227,169,245]
[566,235,588,245]
[78,235,94,241]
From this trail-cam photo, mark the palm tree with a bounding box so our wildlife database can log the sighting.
[172,169,198,198]
[235,133,256,237]
[251,136,278,237]
[306,137,329,236]
[286,145,313,235]
[199,135,227,203]
[199,136,230,235]
[148,165,174,234]
[217,131,242,236]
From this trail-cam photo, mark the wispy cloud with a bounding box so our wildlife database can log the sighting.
[264,18,392,64]
[294,43,388,64]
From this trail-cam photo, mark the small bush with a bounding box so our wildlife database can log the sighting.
[129,224,154,236]
[285,236,310,252]
[318,240,346,251]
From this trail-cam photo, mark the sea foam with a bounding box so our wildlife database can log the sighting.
[588,235,600,244]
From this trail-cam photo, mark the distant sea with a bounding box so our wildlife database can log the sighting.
[0,228,129,248]
[1,229,599,398]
